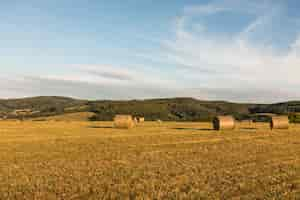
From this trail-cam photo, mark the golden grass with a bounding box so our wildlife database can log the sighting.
[31,112,95,122]
[0,120,299,199]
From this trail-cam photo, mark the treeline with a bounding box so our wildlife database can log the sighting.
[88,98,253,121]
[249,101,300,114]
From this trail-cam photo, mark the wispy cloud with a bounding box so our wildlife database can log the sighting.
[184,4,229,15]
[1,74,299,103]
[0,63,181,99]
[150,0,300,102]
[1,0,300,103]
[0,75,182,100]
[74,65,135,82]
[183,0,271,16]
[67,64,179,88]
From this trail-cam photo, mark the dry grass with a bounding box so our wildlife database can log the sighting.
[0,120,299,199]
[32,112,95,122]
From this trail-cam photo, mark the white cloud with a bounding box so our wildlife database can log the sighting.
[184,4,228,15]
[184,0,271,16]
[151,0,300,102]
[238,14,271,40]
[2,74,297,103]
[0,75,184,100]
[0,63,181,100]
[1,0,299,103]
[104,0,300,103]
[68,64,178,89]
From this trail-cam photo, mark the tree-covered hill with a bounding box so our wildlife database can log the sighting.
[1,96,300,121]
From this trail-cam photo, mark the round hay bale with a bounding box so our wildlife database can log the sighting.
[213,116,235,130]
[270,116,289,130]
[138,117,145,123]
[114,115,135,129]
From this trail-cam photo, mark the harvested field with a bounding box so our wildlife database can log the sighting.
[31,112,95,122]
[0,121,299,199]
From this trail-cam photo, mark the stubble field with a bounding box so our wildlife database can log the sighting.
[0,120,300,199]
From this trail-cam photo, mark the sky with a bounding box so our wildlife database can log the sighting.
[1,0,300,103]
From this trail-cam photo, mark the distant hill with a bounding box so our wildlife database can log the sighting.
[88,98,255,121]
[0,96,87,118]
[1,96,300,121]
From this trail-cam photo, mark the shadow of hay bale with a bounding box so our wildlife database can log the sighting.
[88,126,113,129]
[172,128,213,131]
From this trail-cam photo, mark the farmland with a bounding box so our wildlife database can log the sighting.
[0,120,300,199]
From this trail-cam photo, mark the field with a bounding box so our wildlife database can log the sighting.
[0,120,300,199]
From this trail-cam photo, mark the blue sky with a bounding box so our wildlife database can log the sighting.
[1,0,300,102]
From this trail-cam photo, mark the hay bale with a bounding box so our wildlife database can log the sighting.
[213,116,235,130]
[114,115,135,129]
[270,116,289,130]
[138,117,145,123]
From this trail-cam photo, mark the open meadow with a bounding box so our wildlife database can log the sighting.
[0,120,300,199]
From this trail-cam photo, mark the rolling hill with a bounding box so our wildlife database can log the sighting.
[0,96,300,121]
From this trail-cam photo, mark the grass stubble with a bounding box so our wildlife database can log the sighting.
[0,121,299,199]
